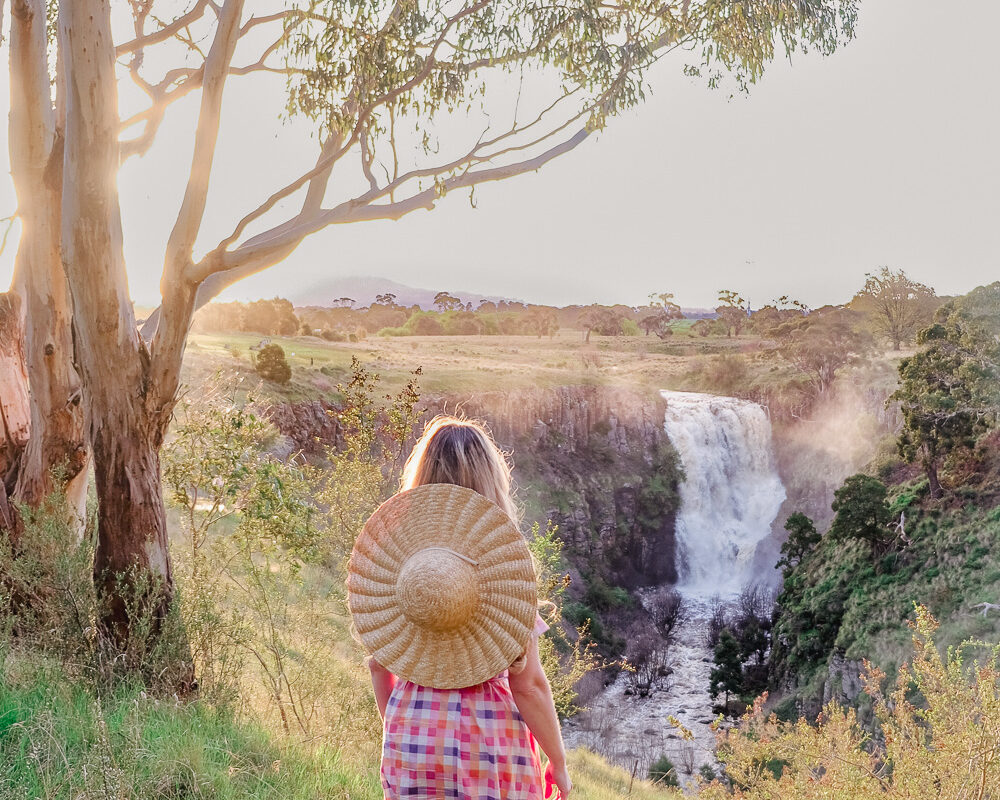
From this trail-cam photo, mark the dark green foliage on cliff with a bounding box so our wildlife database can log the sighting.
[828,474,895,556]
[770,496,1000,709]
[771,477,897,690]
[891,298,1000,498]
[583,576,632,612]
[777,513,820,574]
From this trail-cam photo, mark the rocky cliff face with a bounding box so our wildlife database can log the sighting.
[439,386,681,590]
[822,653,866,707]
[262,399,342,457]
[265,385,682,592]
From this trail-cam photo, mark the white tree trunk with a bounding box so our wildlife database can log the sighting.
[8,0,87,530]
[58,0,177,647]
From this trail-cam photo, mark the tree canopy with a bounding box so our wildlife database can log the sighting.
[891,299,1000,498]
[852,267,938,350]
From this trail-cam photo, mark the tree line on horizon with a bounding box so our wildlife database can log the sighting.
[192,267,946,350]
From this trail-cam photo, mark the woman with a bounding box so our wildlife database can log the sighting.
[347,416,572,800]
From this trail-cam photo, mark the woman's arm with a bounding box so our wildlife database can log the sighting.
[368,657,396,721]
[508,635,572,797]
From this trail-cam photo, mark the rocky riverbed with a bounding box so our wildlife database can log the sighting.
[563,595,727,791]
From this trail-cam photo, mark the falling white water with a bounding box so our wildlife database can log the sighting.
[661,390,786,597]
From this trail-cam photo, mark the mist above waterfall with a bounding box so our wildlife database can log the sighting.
[661,390,786,596]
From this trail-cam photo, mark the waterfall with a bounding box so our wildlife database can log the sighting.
[661,390,786,596]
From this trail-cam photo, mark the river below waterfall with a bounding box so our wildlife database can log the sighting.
[562,390,786,788]
[563,594,725,789]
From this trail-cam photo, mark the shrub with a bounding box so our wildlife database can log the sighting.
[620,318,641,336]
[405,312,445,335]
[583,577,631,612]
[709,607,1000,799]
[648,755,680,787]
[255,343,292,384]
[647,587,688,643]
[624,632,670,697]
[0,486,191,691]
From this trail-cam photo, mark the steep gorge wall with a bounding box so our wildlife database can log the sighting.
[440,387,681,590]
[266,385,682,592]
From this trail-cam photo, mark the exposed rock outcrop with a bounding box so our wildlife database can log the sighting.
[260,399,343,456]
[823,652,866,705]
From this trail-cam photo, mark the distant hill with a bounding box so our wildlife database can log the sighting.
[288,276,517,309]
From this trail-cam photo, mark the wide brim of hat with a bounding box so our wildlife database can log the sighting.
[347,483,537,689]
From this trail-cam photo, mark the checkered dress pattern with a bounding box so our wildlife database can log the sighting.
[381,616,548,800]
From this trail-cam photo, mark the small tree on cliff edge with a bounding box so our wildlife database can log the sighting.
[777,512,820,576]
[0,0,858,665]
[829,474,893,555]
[891,297,1000,499]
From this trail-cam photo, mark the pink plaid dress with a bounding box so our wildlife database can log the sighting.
[381,615,549,800]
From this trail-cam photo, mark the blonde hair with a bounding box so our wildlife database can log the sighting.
[400,415,519,523]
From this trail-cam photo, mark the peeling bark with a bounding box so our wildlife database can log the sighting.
[0,293,30,532]
[8,0,87,528]
[59,0,174,643]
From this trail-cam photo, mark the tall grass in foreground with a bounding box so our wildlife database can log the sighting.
[0,660,678,800]
[0,663,382,799]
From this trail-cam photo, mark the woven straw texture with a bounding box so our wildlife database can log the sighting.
[347,484,537,689]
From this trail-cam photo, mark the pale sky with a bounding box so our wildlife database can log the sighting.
[0,0,997,310]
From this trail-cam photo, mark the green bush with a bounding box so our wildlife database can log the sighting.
[255,344,292,384]
[404,311,445,335]
[583,577,631,612]
[648,755,680,787]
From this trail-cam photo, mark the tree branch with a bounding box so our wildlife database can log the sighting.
[189,126,589,285]
[119,8,309,161]
[163,0,244,278]
[147,0,244,417]
[116,0,213,56]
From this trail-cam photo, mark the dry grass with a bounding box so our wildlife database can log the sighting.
[183,329,750,400]
[568,748,683,799]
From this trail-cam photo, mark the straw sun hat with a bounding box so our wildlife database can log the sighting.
[347,483,538,689]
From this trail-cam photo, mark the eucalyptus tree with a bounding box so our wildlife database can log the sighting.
[0,0,858,651]
[640,291,683,338]
[853,267,938,350]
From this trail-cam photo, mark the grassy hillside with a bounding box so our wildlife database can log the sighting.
[772,498,1000,713]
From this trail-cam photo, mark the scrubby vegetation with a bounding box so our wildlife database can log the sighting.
[706,608,1000,800]
[768,283,1000,717]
